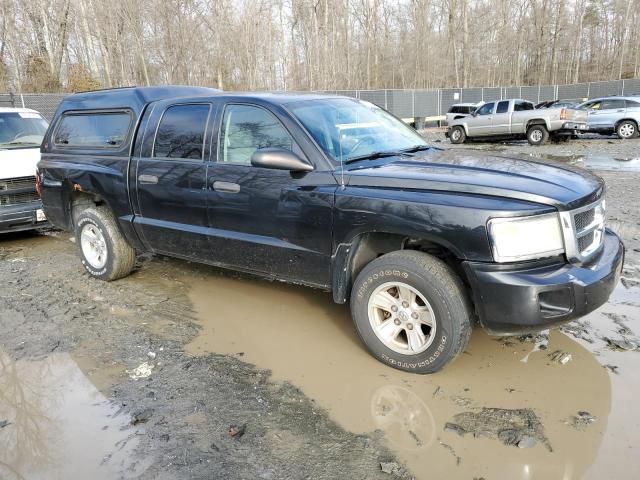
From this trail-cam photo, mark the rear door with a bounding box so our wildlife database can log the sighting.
[487,100,511,134]
[132,101,214,258]
[204,102,335,287]
[510,100,536,133]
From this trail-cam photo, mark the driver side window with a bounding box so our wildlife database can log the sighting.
[219,104,293,165]
[477,103,495,116]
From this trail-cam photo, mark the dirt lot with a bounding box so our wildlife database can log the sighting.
[1,138,640,479]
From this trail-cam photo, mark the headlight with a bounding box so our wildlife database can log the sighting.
[487,213,564,262]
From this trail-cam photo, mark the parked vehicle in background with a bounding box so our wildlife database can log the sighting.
[0,108,49,233]
[445,103,478,124]
[535,99,581,109]
[446,98,588,145]
[578,96,640,139]
[39,86,623,374]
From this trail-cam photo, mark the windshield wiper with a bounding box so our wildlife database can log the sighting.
[2,141,40,146]
[344,150,410,164]
[401,144,431,153]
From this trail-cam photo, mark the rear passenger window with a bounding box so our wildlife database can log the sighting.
[514,101,534,111]
[154,104,210,160]
[496,101,510,113]
[600,99,625,110]
[219,104,293,165]
[54,112,130,148]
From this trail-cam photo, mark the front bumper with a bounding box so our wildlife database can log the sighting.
[463,229,624,335]
[0,201,49,234]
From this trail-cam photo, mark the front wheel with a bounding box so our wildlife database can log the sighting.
[527,124,549,145]
[350,250,473,374]
[616,120,638,139]
[449,126,466,144]
[75,205,136,281]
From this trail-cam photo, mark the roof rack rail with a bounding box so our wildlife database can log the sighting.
[75,86,137,94]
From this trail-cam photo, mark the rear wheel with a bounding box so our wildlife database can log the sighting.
[350,250,472,374]
[449,126,466,144]
[75,206,136,281]
[527,124,549,145]
[616,120,638,139]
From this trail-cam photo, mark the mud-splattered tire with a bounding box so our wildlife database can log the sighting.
[616,120,638,139]
[350,250,473,374]
[527,124,549,145]
[74,206,136,281]
[449,126,466,144]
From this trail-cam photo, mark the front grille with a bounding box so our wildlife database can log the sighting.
[574,209,595,232]
[564,198,606,261]
[0,176,39,206]
[0,191,39,206]
[577,231,595,252]
[0,176,36,191]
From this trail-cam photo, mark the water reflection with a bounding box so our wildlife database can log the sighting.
[185,270,612,480]
[371,385,436,451]
[0,352,143,480]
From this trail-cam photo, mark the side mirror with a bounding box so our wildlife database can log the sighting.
[251,148,314,172]
[471,111,478,117]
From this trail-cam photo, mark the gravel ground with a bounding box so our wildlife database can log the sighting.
[0,236,407,480]
[1,144,639,479]
[421,128,640,164]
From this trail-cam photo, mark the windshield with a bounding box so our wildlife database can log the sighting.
[0,112,49,148]
[288,98,427,164]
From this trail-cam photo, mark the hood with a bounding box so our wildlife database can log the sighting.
[344,148,603,210]
[0,147,41,180]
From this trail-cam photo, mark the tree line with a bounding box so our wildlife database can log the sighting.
[0,0,638,93]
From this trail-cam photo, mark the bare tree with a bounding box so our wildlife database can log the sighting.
[0,0,638,93]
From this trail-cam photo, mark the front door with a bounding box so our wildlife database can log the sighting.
[466,102,495,136]
[586,99,626,130]
[133,102,213,258]
[205,103,335,287]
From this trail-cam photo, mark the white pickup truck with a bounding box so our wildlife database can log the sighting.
[446,98,588,145]
[0,107,49,233]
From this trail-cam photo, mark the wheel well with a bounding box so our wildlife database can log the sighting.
[615,118,638,128]
[70,191,104,227]
[526,119,547,129]
[347,232,465,292]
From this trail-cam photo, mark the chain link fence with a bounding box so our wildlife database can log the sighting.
[2,78,639,122]
[0,93,66,121]
[324,78,640,121]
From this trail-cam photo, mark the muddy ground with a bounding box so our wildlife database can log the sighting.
[1,137,640,479]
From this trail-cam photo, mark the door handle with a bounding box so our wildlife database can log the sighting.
[617,109,625,112]
[212,181,240,193]
[138,174,158,184]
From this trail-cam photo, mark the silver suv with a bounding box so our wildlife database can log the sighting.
[578,96,640,139]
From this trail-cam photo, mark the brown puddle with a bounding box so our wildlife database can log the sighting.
[183,270,640,479]
[0,351,147,480]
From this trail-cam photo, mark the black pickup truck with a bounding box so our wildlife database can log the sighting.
[38,86,624,373]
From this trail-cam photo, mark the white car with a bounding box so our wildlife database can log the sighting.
[0,107,49,233]
[445,103,479,125]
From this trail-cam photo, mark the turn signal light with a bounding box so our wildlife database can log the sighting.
[560,108,567,120]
